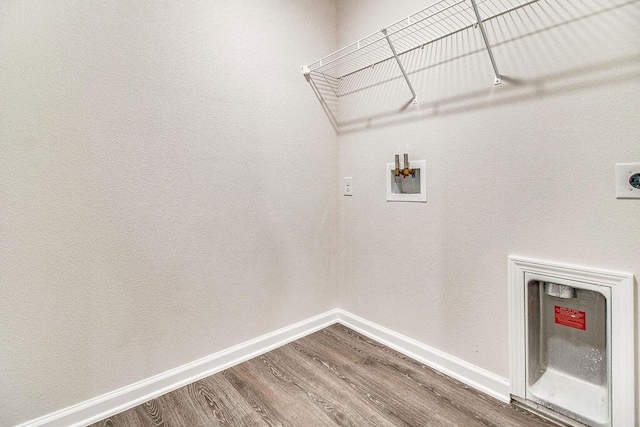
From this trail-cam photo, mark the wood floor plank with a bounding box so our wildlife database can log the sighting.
[284,335,469,426]
[92,374,265,427]
[310,326,496,424]
[282,340,419,426]
[264,344,397,426]
[175,374,267,426]
[92,404,147,427]
[224,355,337,426]
[322,324,553,427]
[89,325,556,427]
[253,352,357,426]
[223,363,304,427]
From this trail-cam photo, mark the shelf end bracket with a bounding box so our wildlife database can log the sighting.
[301,65,311,82]
[382,28,418,104]
[469,0,502,85]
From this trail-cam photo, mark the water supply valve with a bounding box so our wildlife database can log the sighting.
[394,153,415,178]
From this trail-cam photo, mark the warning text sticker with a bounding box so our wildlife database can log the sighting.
[554,306,586,330]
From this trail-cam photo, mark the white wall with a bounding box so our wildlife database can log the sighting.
[0,1,338,425]
[2,0,640,425]
[336,0,640,384]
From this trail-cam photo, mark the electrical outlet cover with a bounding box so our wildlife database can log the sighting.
[615,163,640,199]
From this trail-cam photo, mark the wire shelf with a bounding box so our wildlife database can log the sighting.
[302,0,544,123]
[303,0,636,131]
[305,0,535,80]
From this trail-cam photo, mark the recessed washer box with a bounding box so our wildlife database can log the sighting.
[386,159,426,202]
[615,163,640,199]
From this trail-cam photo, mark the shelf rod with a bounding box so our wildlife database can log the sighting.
[382,28,417,104]
[321,73,340,98]
[469,0,501,85]
[339,24,471,80]
[307,74,338,132]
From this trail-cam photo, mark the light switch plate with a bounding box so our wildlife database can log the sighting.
[615,163,640,199]
[344,177,353,196]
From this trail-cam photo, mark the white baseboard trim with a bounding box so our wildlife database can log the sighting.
[18,309,340,427]
[18,308,511,427]
[336,309,511,403]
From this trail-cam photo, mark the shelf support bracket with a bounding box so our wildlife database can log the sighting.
[322,73,340,98]
[469,0,502,85]
[381,28,417,104]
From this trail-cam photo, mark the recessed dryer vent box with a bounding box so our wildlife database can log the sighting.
[508,257,636,426]
[386,160,426,202]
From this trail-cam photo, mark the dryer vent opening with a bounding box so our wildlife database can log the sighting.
[508,257,635,427]
[527,279,608,426]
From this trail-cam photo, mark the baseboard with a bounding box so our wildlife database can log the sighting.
[18,308,511,427]
[17,309,340,427]
[336,309,511,403]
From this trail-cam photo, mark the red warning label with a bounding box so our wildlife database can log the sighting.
[554,306,586,330]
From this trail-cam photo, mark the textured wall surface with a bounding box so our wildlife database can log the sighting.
[0,1,338,425]
[336,0,640,384]
[2,0,640,425]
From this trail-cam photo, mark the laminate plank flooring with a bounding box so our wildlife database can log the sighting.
[91,324,555,427]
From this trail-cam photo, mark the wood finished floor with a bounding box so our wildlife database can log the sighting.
[91,324,555,427]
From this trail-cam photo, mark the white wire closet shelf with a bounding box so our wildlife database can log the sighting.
[302,0,538,109]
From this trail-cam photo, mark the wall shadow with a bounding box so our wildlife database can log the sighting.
[306,0,640,134]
